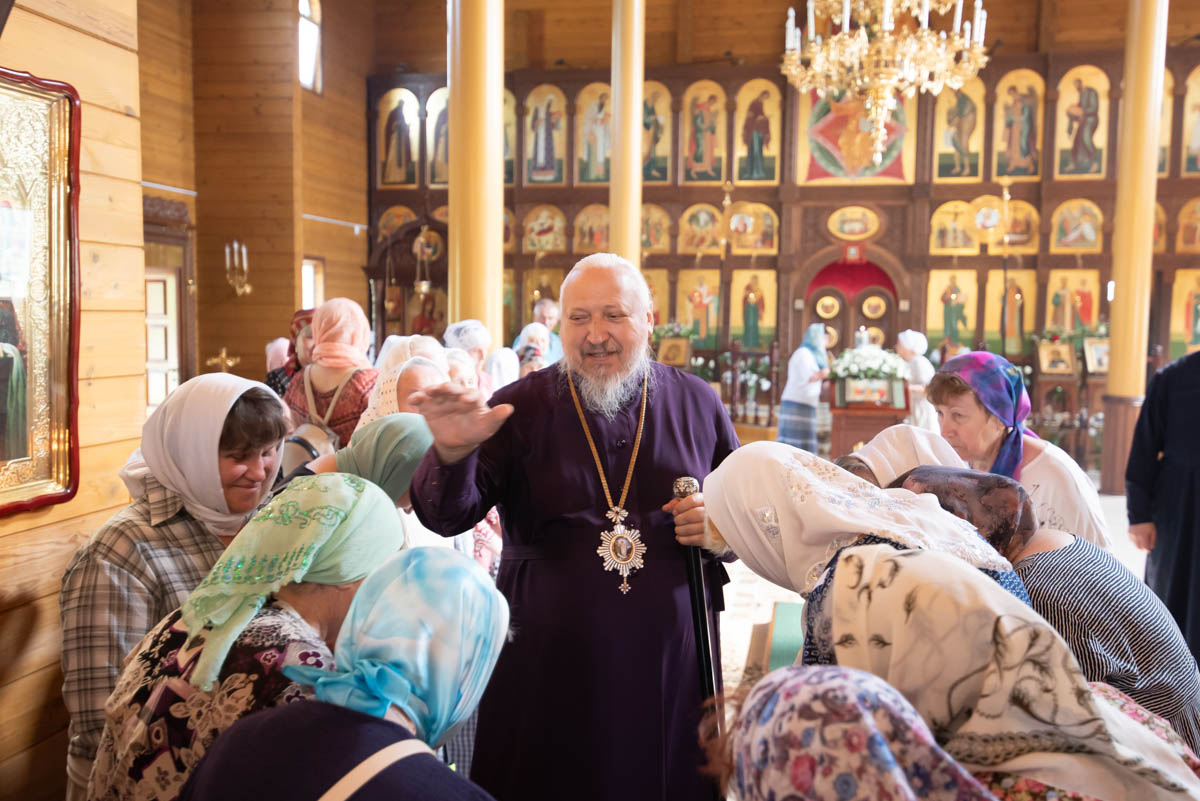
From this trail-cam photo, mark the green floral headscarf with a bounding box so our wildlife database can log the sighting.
[181,472,404,690]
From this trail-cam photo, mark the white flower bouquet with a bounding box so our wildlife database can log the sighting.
[829,346,911,380]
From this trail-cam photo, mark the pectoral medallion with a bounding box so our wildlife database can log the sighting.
[596,505,647,594]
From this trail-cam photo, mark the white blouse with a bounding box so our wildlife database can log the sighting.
[1019,439,1111,550]
[782,346,822,406]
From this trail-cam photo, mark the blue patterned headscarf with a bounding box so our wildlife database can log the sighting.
[284,548,509,747]
[938,351,1032,479]
[802,322,829,369]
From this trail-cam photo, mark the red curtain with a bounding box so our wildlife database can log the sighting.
[805,260,896,301]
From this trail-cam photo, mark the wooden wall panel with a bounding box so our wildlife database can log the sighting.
[374,0,1200,71]
[301,0,372,310]
[138,0,195,192]
[305,220,370,309]
[0,4,146,797]
[194,0,301,380]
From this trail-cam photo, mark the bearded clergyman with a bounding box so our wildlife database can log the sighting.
[409,253,739,801]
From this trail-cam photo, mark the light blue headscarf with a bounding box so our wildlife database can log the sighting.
[283,547,509,746]
[802,322,829,369]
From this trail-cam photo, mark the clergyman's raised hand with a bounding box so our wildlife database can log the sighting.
[407,382,514,465]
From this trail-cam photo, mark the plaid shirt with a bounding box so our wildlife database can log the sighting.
[59,476,226,760]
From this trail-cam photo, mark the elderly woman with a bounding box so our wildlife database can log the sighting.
[708,665,996,801]
[777,323,829,453]
[836,422,966,486]
[513,322,551,363]
[293,413,433,512]
[179,547,508,801]
[283,298,378,447]
[704,443,1200,801]
[374,334,413,373]
[483,347,519,390]
[705,442,1024,666]
[356,356,450,433]
[60,375,291,794]
[444,319,493,395]
[931,351,1109,548]
[87,474,406,801]
[446,347,481,390]
[897,464,1200,753]
[265,308,315,397]
[409,334,448,370]
[896,329,938,431]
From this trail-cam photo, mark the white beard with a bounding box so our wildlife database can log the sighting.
[560,348,653,420]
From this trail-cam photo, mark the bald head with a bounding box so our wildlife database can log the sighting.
[560,253,652,317]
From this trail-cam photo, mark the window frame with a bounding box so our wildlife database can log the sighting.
[298,0,323,95]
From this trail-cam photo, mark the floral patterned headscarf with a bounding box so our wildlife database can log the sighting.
[732,664,996,801]
[938,351,1031,478]
[285,308,316,377]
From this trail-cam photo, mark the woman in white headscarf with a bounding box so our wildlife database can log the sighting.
[59,374,291,797]
[483,348,519,390]
[896,329,938,431]
[837,423,966,486]
[374,335,413,373]
[704,442,1200,801]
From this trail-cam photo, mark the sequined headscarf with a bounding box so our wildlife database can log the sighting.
[938,351,1032,478]
[181,473,404,690]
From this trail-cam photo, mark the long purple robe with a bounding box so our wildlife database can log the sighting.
[411,362,739,801]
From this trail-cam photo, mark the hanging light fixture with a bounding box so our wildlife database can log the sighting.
[781,0,989,164]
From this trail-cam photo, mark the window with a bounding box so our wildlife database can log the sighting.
[301,257,325,308]
[298,0,322,93]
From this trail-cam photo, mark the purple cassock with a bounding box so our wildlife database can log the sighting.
[411,362,740,801]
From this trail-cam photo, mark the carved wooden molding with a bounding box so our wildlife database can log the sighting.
[143,195,192,228]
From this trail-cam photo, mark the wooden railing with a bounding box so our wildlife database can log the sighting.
[718,340,781,427]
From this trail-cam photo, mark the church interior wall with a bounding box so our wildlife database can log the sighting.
[193,0,305,381]
[0,1,1197,796]
[0,3,146,798]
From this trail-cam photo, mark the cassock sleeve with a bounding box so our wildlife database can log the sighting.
[711,400,741,470]
[410,417,513,536]
[1126,366,1166,525]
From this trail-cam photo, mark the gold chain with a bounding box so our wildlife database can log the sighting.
[566,366,649,511]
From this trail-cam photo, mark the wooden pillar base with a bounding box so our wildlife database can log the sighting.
[1099,393,1144,495]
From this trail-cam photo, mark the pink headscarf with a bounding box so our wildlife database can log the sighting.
[310,298,372,369]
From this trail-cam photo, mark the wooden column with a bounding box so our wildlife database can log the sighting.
[447,0,504,345]
[1100,0,1169,494]
[608,0,645,265]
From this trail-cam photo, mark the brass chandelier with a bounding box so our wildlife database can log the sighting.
[781,0,989,164]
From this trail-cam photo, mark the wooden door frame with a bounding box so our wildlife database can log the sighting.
[143,196,197,381]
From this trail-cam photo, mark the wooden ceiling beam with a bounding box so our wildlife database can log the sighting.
[1037,0,1057,52]
[675,0,694,64]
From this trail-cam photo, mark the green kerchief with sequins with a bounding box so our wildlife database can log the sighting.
[181,472,404,690]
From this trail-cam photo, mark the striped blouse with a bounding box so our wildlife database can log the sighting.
[1016,535,1200,752]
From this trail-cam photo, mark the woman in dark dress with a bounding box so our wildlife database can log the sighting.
[1127,351,1200,663]
[181,547,509,801]
[265,308,314,397]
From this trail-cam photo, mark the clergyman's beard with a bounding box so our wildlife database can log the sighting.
[560,347,653,420]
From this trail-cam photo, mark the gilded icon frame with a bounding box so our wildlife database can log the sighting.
[0,67,81,517]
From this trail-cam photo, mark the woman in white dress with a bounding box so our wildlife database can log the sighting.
[929,350,1110,548]
[896,329,938,432]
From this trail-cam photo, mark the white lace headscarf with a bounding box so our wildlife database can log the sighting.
[853,424,966,487]
[703,441,1009,596]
